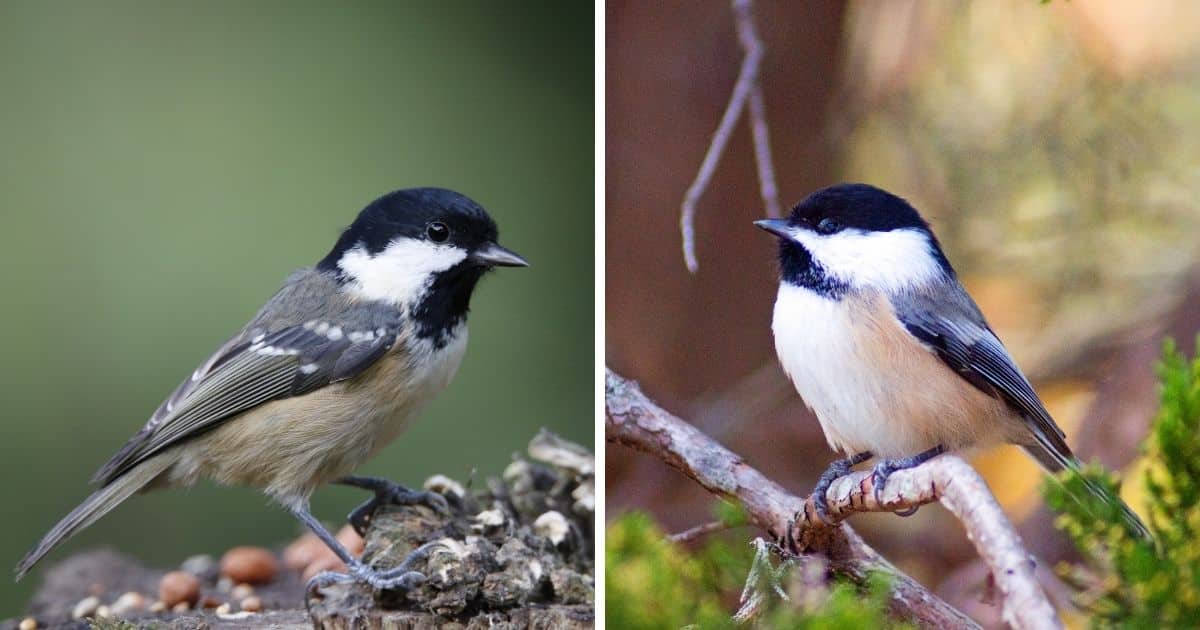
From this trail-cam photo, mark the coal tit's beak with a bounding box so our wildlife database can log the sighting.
[754,218,791,239]
[471,242,529,268]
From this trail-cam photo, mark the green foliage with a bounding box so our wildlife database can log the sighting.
[606,510,907,629]
[715,499,750,529]
[1045,339,1200,627]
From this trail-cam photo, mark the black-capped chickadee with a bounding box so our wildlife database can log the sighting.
[16,187,529,589]
[756,183,1149,538]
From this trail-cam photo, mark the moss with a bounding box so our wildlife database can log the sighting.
[606,511,908,628]
[1045,338,1200,627]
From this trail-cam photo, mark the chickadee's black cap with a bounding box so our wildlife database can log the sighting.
[788,183,931,234]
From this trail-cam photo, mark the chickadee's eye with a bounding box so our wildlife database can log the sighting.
[817,218,841,234]
[426,221,450,243]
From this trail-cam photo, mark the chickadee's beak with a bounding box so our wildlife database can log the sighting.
[471,242,529,267]
[754,218,792,239]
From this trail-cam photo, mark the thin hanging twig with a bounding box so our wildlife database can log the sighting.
[680,0,780,273]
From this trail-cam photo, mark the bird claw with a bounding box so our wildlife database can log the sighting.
[307,541,442,596]
[809,479,837,522]
[870,460,897,506]
[808,451,872,522]
[349,563,427,591]
[306,565,427,596]
[341,477,451,536]
[869,445,945,516]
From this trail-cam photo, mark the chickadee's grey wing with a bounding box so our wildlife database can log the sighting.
[91,321,399,486]
[890,285,1069,453]
[891,284,1152,540]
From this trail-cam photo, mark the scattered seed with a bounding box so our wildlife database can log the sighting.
[111,591,146,615]
[159,570,201,607]
[282,532,325,570]
[71,596,100,620]
[302,554,346,582]
[215,603,232,615]
[336,525,364,557]
[240,595,263,612]
[220,546,278,584]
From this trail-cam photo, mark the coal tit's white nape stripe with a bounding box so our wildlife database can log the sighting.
[337,238,468,306]
[789,226,944,292]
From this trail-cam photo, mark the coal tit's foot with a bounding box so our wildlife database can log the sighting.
[870,445,945,516]
[809,451,873,522]
[336,475,451,536]
[305,540,440,595]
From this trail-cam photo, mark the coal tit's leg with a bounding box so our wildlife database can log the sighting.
[808,451,872,521]
[335,475,450,536]
[291,502,428,594]
[870,445,945,516]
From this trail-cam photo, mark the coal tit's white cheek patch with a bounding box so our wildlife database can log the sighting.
[790,227,942,292]
[338,239,468,306]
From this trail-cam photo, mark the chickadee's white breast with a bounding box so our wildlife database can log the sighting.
[772,284,1012,458]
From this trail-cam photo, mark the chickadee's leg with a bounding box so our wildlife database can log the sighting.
[291,502,437,593]
[810,451,873,521]
[870,445,945,516]
[335,475,451,536]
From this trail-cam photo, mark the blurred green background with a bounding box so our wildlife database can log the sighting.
[0,2,592,614]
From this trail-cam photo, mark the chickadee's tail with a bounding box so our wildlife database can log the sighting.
[14,453,172,580]
[1022,431,1152,541]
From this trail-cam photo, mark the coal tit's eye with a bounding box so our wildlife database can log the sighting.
[426,221,450,243]
[816,218,841,234]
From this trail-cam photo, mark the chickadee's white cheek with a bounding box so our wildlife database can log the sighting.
[338,240,467,305]
[792,227,942,292]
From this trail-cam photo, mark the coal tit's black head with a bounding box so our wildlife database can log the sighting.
[318,187,527,344]
[318,188,527,274]
[755,183,953,295]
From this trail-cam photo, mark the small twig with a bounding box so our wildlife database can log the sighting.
[680,0,778,273]
[747,84,781,220]
[607,368,1060,629]
[668,519,732,544]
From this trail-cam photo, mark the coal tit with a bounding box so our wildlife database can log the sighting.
[17,187,529,589]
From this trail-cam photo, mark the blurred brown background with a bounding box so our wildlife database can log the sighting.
[606,1,1200,624]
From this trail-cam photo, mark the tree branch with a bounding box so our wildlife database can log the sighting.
[606,368,1060,630]
[680,0,779,273]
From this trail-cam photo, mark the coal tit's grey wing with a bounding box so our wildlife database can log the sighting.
[890,284,1069,451]
[145,332,257,428]
[142,269,347,429]
[91,319,400,487]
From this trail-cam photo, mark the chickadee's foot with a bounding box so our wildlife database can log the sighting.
[336,475,451,536]
[809,451,873,522]
[869,445,945,515]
